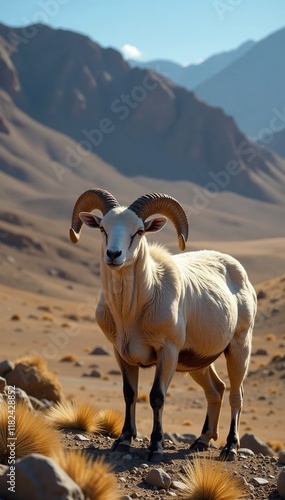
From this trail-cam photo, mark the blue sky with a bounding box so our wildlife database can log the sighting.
[1,0,285,65]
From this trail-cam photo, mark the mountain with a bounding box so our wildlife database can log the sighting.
[1,23,285,204]
[194,27,285,148]
[129,40,255,89]
[0,88,285,297]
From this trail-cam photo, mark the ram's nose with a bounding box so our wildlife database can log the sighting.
[106,249,122,261]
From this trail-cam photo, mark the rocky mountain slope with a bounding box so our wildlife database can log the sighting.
[1,23,285,202]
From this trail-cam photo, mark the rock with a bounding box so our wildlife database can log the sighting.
[74,434,90,441]
[277,469,285,498]
[238,448,255,456]
[252,348,268,356]
[257,290,267,299]
[5,362,64,402]
[240,433,273,456]
[164,432,197,445]
[108,369,121,375]
[0,377,6,392]
[82,370,101,378]
[0,454,84,499]
[278,452,285,465]
[251,477,269,486]
[29,395,47,410]
[2,386,33,411]
[171,480,188,491]
[145,468,171,489]
[90,346,110,355]
[0,360,14,377]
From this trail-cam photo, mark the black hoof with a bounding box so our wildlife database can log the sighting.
[190,438,209,452]
[219,446,237,461]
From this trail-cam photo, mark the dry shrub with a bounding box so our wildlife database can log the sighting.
[46,400,101,432]
[58,450,119,500]
[137,390,149,403]
[97,409,124,437]
[60,354,78,363]
[180,456,249,500]
[14,354,47,371]
[0,403,61,464]
[182,419,193,426]
[267,440,284,452]
[266,333,276,341]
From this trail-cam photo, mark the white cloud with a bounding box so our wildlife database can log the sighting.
[121,44,142,60]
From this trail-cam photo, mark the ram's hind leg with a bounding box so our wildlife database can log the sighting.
[190,364,226,452]
[220,327,252,461]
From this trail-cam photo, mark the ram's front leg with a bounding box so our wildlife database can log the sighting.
[148,342,178,462]
[111,350,139,453]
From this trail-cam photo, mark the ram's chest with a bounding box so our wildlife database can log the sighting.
[115,327,156,367]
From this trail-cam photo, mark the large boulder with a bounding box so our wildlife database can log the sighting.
[0,454,84,499]
[5,361,64,402]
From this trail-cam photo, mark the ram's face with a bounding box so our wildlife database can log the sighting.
[79,207,167,271]
[99,208,145,269]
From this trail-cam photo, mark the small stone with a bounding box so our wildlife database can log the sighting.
[131,493,139,498]
[141,463,149,469]
[29,396,46,411]
[277,469,285,498]
[238,448,255,456]
[74,434,90,441]
[82,370,101,378]
[119,477,127,483]
[240,433,273,456]
[123,454,132,461]
[171,480,188,491]
[167,492,177,497]
[278,452,285,465]
[145,468,171,490]
[251,477,269,486]
[252,348,268,356]
[121,496,132,500]
[0,360,14,377]
[90,346,110,355]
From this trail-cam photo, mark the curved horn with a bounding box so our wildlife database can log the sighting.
[70,188,119,243]
[128,193,189,250]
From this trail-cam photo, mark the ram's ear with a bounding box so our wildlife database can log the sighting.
[144,216,168,233]
[79,212,102,228]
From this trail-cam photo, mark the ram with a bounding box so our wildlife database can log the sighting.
[70,188,257,462]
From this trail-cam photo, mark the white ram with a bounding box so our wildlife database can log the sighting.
[70,188,257,462]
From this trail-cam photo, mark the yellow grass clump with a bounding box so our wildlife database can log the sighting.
[59,354,78,362]
[13,354,47,371]
[180,456,249,500]
[96,409,124,437]
[58,450,120,500]
[0,403,61,464]
[46,400,101,433]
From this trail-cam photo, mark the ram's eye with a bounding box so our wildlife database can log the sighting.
[137,229,144,236]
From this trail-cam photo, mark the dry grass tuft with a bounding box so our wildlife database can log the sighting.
[13,354,47,371]
[267,440,284,452]
[46,400,101,433]
[0,403,61,464]
[180,456,249,500]
[58,450,119,500]
[96,409,124,437]
[137,390,149,403]
[266,333,276,341]
[60,354,78,363]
